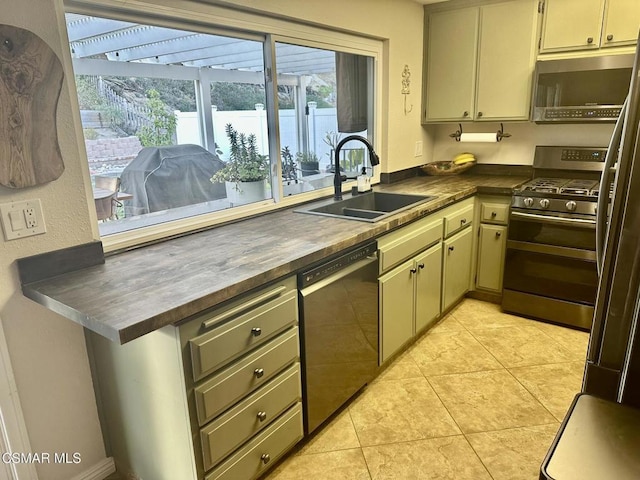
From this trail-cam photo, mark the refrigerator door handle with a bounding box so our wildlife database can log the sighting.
[596,96,627,276]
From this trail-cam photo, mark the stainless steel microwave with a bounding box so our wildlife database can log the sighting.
[532,54,634,123]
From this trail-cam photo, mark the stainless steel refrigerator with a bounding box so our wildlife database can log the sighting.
[584,34,640,407]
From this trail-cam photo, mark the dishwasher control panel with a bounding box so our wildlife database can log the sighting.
[298,242,377,288]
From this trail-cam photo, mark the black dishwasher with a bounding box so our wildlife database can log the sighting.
[298,241,379,435]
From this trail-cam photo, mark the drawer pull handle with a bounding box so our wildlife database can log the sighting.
[491,211,497,218]
[251,327,262,337]
[495,231,502,238]
[448,246,455,253]
[418,263,425,269]
[257,411,267,422]
[460,219,466,225]
[201,285,287,330]
[254,368,265,378]
[261,453,271,465]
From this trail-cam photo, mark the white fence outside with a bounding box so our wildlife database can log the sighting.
[176,107,347,171]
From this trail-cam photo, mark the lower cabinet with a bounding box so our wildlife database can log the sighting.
[476,223,507,291]
[378,196,475,363]
[442,226,474,312]
[474,195,510,294]
[379,241,442,363]
[89,276,302,480]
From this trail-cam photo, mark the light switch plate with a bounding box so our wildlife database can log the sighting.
[0,199,46,241]
[414,141,423,157]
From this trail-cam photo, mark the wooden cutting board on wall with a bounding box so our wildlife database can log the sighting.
[0,24,65,189]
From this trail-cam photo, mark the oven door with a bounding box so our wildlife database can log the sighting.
[503,210,598,329]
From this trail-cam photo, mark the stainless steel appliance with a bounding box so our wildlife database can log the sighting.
[584,33,640,407]
[502,146,607,330]
[532,54,633,123]
[298,242,378,434]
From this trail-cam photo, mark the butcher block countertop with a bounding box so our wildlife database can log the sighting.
[21,173,528,344]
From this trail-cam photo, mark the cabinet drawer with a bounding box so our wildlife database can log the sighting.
[190,289,297,382]
[480,202,509,225]
[195,328,299,425]
[205,403,303,480]
[378,218,442,273]
[201,363,301,471]
[443,204,474,238]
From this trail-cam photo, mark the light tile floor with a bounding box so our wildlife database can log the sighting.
[265,298,590,480]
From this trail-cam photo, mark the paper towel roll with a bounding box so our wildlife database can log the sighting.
[459,133,498,143]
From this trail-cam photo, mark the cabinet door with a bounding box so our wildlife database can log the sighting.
[602,0,640,48]
[415,243,442,333]
[476,224,507,292]
[476,0,538,121]
[379,258,415,363]
[425,8,478,121]
[540,0,605,53]
[442,227,473,312]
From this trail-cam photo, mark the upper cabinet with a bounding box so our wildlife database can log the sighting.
[424,0,539,123]
[540,0,640,53]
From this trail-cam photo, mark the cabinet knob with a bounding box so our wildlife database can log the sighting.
[251,327,262,337]
[448,246,455,253]
[254,368,265,379]
[463,111,469,117]
[607,34,614,41]
[491,211,497,218]
[418,263,425,269]
[261,453,271,465]
[410,267,418,274]
[495,231,502,238]
[257,411,267,422]
[477,111,483,118]
[460,219,466,225]
[587,36,594,44]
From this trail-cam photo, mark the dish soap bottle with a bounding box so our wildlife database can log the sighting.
[357,167,371,193]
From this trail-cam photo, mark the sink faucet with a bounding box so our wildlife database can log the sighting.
[333,135,380,200]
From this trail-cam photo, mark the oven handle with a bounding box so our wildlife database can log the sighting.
[506,240,597,262]
[510,211,596,229]
[596,95,627,275]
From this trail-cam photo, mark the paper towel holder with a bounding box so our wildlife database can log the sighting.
[449,123,512,142]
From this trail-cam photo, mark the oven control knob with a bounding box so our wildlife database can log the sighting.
[539,199,550,209]
[523,197,534,207]
[566,200,577,212]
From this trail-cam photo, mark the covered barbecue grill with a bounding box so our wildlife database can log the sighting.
[120,144,226,216]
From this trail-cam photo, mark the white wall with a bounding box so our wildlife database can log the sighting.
[0,0,107,478]
[430,121,616,165]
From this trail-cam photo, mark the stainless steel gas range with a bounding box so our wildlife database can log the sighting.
[502,146,608,331]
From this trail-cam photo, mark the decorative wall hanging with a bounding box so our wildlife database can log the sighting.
[0,24,64,188]
[401,64,412,115]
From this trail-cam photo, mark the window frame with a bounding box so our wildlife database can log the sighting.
[65,0,383,253]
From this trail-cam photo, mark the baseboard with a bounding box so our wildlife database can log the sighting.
[69,457,115,480]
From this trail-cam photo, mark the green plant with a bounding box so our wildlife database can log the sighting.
[210,124,269,184]
[83,128,99,140]
[281,146,298,181]
[296,151,320,165]
[137,89,177,147]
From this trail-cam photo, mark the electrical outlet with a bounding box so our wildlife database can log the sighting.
[24,208,37,228]
[0,199,46,241]
[414,141,423,157]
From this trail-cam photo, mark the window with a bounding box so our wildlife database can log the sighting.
[65,8,378,248]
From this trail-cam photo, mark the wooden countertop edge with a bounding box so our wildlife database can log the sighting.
[21,176,528,344]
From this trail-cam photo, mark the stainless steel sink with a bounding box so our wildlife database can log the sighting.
[294,191,437,222]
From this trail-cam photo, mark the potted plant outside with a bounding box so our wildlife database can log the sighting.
[297,151,320,177]
[211,124,269,206]
[281,146,305,196]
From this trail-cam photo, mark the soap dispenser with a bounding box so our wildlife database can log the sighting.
[357,166,371,193]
